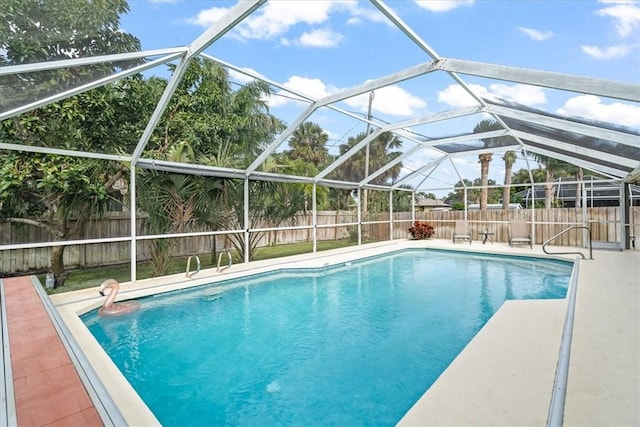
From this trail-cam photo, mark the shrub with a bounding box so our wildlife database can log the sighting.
[408,221,435,239]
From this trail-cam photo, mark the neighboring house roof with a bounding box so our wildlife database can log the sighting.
[515,176,640,202]
[415,197,449,208]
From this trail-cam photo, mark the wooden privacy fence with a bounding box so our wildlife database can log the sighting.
[1,207,638,273]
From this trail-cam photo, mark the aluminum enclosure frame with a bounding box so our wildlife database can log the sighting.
[1,0,639,273]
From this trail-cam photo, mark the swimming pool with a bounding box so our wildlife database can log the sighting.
[83,249,572,426]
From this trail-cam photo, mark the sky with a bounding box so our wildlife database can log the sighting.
[118,0,640,195]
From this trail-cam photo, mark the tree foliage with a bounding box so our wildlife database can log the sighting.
[135,59,295,271]
[287,121,330,167]
[0,0,141,286]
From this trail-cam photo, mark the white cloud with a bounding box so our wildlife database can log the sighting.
[228,67,266,85]
[518,27,553,41]
[187,7,229,27]
[295,28,344,48]
[437,83,547,108]
[267,77,426,117]
[596,1,640,38]
[582,1,640,59]
[557,95,640,127]
[414,0,475,12]
[267,76,335,108]
[343,85,427,117]
[187,1,387,43]
[581,44,632,59]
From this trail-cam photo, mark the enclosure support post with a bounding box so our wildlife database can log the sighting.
[582,183,588,248]
[531,183,536,245]
[244,178,250,264]
[411,191,415,224]
[463,188,468,220]
[357,188,362,246]
[130,166,137,284]
[623,183,631,250]
[389,190,394,241]
[312,184,317,253]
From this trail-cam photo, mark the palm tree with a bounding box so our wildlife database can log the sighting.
[473,119,502,210]
[575,166,584,209]
[333,131,403,213]
[288,122,330,168]
[502,150,518,209]
[530,154,569,208]
[336,131,403,184]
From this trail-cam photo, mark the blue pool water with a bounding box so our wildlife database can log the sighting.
[83,249,572,426]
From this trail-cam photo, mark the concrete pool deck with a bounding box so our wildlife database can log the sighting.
[17,240,640,425]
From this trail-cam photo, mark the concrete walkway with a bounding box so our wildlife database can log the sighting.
[398,244,639,426]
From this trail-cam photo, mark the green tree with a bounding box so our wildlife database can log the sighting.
[287,122,330,168]
[502,150,518,208]
[136,59,299,270]
[0,0,141,111]
[0,152,124,285]
[330,131,403,213]
[0,80,147,286]
[336,131,403,184]
[444,179,474,207]
[530,154,569,208]
[473,119,503,210]
[417,192,438,200]
[0,0,141,286]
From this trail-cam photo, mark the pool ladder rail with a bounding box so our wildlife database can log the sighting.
[542,226,593,260]
[185,255,201,278]
[217,251,232,273]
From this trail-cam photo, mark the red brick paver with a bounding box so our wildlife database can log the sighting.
[3,276,103,426]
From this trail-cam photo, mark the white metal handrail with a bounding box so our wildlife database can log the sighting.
[217,251,232,273]
[185,255,201,278]
[543,226,593,260]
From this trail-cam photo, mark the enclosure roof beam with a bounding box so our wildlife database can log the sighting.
[137,158,320,185]
[247,171,316,184]
[370,0,490,110]
[246,103,318,174]
[437,58,640,102]
[524,146,625,179]
[315,129,384,181]
[511,130,637,170]
[0,47,188,76]
[446,144,522,158]
[0,143,131,162]
[392,157,446,190]
[186,0,265,59]
[415,129,509,148]
[380,106,483,132]
[201,53,317,103]
[626,166,640,183]
[360,130,500,184]
[315,60,439,108]
[370,0,440,60]
[131,1,265,165]
[360,144,426,186]
[413,158,445,191]
[0,53,183,121]
[316,178,389,191]
[489,105,640,148]
[136,158,247,179]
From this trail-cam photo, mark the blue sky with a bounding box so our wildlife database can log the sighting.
[120,0,640,193]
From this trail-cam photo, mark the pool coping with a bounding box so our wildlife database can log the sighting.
[49,239,639,426]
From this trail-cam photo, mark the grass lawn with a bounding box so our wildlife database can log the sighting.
[46,239,359,294]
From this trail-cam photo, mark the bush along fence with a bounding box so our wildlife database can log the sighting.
[1,207,638,274]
